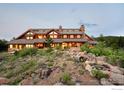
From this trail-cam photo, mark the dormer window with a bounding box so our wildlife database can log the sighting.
[49,31,58,38]
[27,32,33,35]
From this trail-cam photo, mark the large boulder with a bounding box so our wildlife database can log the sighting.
[110,66,123,75]
[39,68,52,79]
[96,56,107,62]
[100,78,113,85]
[20,77,33,85]
[85,64,92,73]
[109,72,124,85]
[0,77,9,85]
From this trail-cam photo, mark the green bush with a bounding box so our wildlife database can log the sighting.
[78,69,84,75]
[55,45,62,50]
[21,60,36,72]
[91,69,108,79]
[80,43,90,52]
[47,62,53,67]
[17,48,38,57]
[61,73,75,85]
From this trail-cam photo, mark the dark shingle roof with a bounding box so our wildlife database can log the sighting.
[8,38,88,44]
[31,29,83,35]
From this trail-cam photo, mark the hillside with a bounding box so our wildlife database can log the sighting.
[95,36,124,49]
[0,47,124,85]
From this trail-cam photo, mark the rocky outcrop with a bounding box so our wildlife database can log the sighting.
[109,72,124,85]
[100,78,113,85]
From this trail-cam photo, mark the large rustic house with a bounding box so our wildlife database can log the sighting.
[8,25,97,51]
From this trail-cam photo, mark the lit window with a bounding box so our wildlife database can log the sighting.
[26,36,33,39]
[10,45,13,48]
[77,43,81,47]
[54,35,57,38]
[77,35,81,38]
[19,45,22,49]
[38,35,43,39]
[63,35,67,38]
[50,35,54,38]
[30,37,33,39]
[26,44,34,48]
[27,32,33,35]
[27,37,30,39]
[70,35,74,38]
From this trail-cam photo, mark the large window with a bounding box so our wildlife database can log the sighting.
[38,35,43,39]
[26,36,33,39]
[26,44,34,48]
[63,35,67,38]
[9,45,13,48]
[49,31,58,38]
[70,35,74,38]
[77,35,81,38]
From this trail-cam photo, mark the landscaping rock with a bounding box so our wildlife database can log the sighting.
[85,64,92,73]
[20,77,33,85]
[40,68,52,79]
[100,78,113,85]
[109,72,124,85]
[0,77,9,85]
[110,66,123,75]
[96,56,107,62]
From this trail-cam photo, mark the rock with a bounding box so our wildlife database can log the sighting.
[109,72,124,85]
[96,56,107,62]
[100,78,113,85]
[110,66,123,75]
[85,64,92,73]
[85,60,96,64]
[97,61,105,65]
[79,71,100,85]
[0,77,9,85]
[20,77,33,85]
[40,68,52,79]
[54,82,63,85]
[118,68,124,74]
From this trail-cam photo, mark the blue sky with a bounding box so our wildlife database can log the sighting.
[0,3,124,40]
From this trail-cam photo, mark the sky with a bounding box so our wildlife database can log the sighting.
[0,3,124,40]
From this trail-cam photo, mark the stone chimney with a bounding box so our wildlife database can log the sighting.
[59,25,62,32]
[80,25,85,32]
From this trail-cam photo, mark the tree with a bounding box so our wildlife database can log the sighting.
[45,37,53,48]
[0,39,8,52]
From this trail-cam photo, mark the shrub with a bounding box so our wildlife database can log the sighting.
[55,45,62,50]
[63,63,67,67]
[46,48,53,53]
[80,43,90,52]
[61,73,75,85]
[21,60,36,72]
[91,69,108,79]
[47,62,53,67]
[78,69,84,75]
[17,48,38,57]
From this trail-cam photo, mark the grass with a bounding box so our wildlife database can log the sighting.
[61,72,75,85]
[91,69,108,80]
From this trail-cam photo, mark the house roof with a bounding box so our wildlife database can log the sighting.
[31,29,84,34]
[16,28,85,39]
[8,38,89,44]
